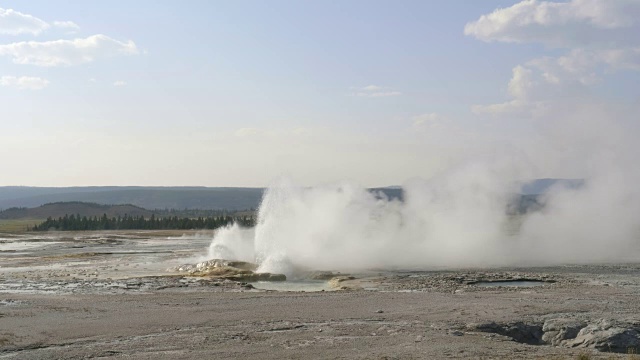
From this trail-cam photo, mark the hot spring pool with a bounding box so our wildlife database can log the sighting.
[250,280,333,292]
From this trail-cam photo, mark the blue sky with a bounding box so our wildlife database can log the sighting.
[1,1,639,186]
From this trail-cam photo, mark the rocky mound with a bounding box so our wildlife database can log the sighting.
[467,318,640,353]
[171,259,286,282]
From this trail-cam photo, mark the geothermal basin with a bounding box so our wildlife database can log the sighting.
[2,230,640,358]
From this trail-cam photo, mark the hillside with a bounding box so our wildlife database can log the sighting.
[519,178,584,195]
[0,187,264,211]
[0,186,404,211]
[0,181,572,214]
[0,202,155,220]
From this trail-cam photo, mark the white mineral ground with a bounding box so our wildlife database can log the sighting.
[1,230,640,359]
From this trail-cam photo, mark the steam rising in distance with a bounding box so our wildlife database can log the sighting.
[207,148,640,276]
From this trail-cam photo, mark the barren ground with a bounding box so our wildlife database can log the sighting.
[1,230,639,359]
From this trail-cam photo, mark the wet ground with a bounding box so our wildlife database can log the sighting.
[0,231,216,294]
[2,230,640,358]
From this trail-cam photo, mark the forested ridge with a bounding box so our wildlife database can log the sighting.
[32,213,255,231]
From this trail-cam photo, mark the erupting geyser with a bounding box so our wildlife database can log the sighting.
[208,159,640,277]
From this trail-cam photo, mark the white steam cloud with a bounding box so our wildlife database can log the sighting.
[206,101,640,276]
[207,153,640,277]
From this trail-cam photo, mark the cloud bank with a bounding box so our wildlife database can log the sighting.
[0,34,138,67]
[53,20,80,32]
[466,0,640,115]
[464,0,640,47]
[0,8,49,36]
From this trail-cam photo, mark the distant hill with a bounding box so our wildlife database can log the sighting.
[519,178,584,195]
[0,186,404,211]
[507,178,584,214]
[371,187,403,201]
[0,181,575,214]
[0,187,264,211]
[0,202,155,220]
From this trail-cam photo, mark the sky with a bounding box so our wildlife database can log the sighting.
[1,0,639,187]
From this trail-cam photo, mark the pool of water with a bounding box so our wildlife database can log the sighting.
[251,280,333,292]
[473,280,547,287]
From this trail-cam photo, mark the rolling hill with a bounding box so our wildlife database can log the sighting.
[518,178,584,195]
[0,180,575,215]
[0,187,264,211]
[0,202,155,220]
[0,186,403,211]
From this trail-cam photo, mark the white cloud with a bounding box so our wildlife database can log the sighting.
[507,65,534,99]
[468,0,640,116]
[474,47,640,115]
[473,58,583,115]
[0,75,49,90]
[472,100,527,115]
[0,8,80,36]
[0,8,50,36]
[113,80,126,87]
[464,0,640,48]
[349,85,402,98]
[53,21,80,31]
[0,34,138,67]
[595,47,640,71]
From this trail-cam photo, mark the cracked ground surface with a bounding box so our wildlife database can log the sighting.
[2,285,638,359]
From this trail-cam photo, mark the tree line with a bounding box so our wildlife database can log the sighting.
[152,208,256,218]
[32,214,255,231]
